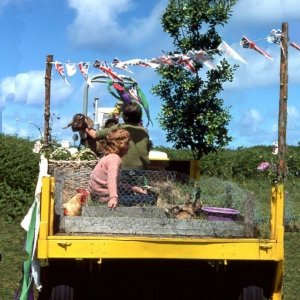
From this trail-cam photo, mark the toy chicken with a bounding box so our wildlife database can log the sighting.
[63,193,82,216]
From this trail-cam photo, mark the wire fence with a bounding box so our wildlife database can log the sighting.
[50,161,257,238]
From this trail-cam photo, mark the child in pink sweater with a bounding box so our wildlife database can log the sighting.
[88,128,130,208]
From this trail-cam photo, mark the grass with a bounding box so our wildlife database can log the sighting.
[0,177,299,299]
[0,218,27,300]
[284,232,300,299]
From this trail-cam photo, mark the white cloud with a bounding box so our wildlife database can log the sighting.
[286,105,300,145]
[288,105,299,119]
[231,104,300,147]
[67,0,169,56]
[238,109,264,137]
[288,50,300,84]
[202,1,300,91]
[223,40,300,89]
[2,123,18,135]
[225,52,280,89]
[287,105,300,135]
[67,0,133,47]
[231,0,300,25]
[0,71,74,108]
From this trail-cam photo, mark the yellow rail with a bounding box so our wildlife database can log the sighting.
[38,177,284,262]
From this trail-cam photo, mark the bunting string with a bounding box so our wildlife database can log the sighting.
[50,28,299,87]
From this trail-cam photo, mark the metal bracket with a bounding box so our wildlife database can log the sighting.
[259,243,273,251]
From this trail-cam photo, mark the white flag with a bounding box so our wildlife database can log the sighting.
[218,41,248,64]
[65,62,77,76]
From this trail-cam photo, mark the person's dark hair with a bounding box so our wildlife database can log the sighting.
[122,102,142,124]
[104,117,119,128]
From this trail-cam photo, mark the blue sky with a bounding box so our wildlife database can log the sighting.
[0,0,299,149]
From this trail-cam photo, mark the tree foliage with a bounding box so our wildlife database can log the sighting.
[152,0,237,159]
[0,134,39,221]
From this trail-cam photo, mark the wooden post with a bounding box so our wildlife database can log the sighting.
[277,23,288,181]
[44,54,53,146]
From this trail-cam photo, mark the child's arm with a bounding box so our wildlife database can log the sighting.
[108,196,118,208]
[131,186,148,194]
[107,155,122,208]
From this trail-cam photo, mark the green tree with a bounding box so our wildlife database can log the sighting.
[152,0,237,159]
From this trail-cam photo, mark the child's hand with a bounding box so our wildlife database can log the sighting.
[108,197,118,208]
[131,186,147,194]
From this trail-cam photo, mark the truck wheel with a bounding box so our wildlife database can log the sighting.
[238,285,265,300]
[48,284,75,300]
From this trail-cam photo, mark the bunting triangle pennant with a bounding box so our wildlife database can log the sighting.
[112,58,159,73]
[65,62,77,76]
[173,54,196,73]
[150,55,175,66]
[290,41,300,51]
[187,50,217,70]
[266,29,282,45]
[111,57,133,73]
[94,60,124,82]
[54,61,70,85]
[78,62,93,87]
[240,35,273,60]
[266,29,285,57]
[123,58,159,69]
[217,41,248,64]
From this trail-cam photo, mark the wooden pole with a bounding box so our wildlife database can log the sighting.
[277,23,288,181]
[44,55,53,146]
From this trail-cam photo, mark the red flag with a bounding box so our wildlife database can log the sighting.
[78,62,93,87]
[187,50,217,70]
[94,60,123,82]
[290,42,300,52]
[78,62,89,78]
[240,35,273,60]
[54,61,70,85]
[174,54,196,73]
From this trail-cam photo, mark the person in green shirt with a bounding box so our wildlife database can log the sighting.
[85,102,151,170]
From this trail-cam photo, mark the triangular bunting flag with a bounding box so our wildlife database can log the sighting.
[65,62,77,76]
[240,35,273,60]
[290,41,300,51]
[217,41,248,64]
[78,62,93,87]
[94,60,124,82]
[54,61,70,85]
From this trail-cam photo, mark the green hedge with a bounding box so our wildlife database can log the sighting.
[0,134,40,222]
[1,136,299,223]
[155,145,300,181]
[201,145,300,181]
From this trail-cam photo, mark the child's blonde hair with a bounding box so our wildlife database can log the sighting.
[104,128,130,156]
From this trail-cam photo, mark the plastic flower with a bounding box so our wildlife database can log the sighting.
[32,140,43,153]
[257,161,271,171]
